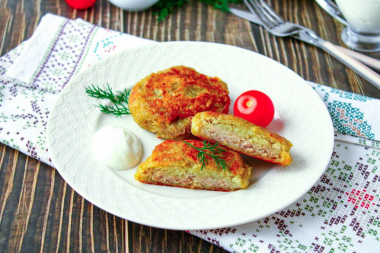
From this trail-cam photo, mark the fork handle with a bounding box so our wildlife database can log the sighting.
[334,46,380,71]
[320,41,380,90]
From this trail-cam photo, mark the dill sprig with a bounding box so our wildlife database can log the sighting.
[97,103,130,117]
[152,0,189,21]
[198,0,243,12]
[85,84,131,117]
[85,84,118,102]
[183,140,230,172]
[152,0,243,21]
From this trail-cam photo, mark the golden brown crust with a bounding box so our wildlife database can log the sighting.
[135,140,252,191]
[191,112,293,166]
[129,66,230,140]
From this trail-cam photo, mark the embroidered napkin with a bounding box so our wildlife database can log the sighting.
[1,14,379,253]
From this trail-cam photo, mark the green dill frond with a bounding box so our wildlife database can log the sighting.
[152,0,244,21]
[183,140,230,172]
[85,84,131,117]
[97,103,130,117]
[116,89,131,103]
[85,83,117,103]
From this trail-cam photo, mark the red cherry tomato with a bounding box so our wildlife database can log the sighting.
[65,0,96,9]
[233,90,275,127]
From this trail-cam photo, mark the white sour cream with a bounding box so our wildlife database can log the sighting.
[91,126,142,170]
[335,0,380,33]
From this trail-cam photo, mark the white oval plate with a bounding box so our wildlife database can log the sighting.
[47,42,334,230]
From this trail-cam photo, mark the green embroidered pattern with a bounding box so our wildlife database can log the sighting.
[328,101,375,140]
[194,143,380,252]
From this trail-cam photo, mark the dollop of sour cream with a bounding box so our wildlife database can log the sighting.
[91,126,142,170]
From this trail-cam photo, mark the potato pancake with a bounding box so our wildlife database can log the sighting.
[191,112,293,166]
[129,66,230,140]
[135,139,252,191]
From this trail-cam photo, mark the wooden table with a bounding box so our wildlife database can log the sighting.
[0,0,379,252]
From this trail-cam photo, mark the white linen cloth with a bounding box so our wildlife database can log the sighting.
[1,14,380,253]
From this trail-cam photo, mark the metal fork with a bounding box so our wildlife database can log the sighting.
[243,0,380,90]
[244,0,305,37]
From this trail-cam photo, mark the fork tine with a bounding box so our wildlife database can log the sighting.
[244,0,273,28]
[245,0,303,37]
[257,0,284,25]
[244,0,283,29]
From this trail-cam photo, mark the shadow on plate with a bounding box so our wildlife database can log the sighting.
[242,155,275,185]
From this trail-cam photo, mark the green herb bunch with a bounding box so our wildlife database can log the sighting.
[153,0,243,21]
[183,140,231,172]
[85,84,131,117]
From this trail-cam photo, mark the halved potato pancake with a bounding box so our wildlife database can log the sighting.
[135,139,251,191]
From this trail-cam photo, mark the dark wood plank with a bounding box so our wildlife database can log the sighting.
[0,145,126,252]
